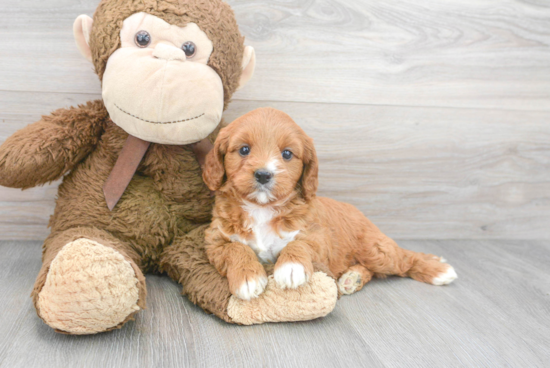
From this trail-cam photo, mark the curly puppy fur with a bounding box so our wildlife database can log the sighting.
[203,108,457,298]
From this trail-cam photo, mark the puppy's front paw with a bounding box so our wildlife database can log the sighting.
[234,275,268,300]
[227,264,268,301]
[274,262,308,289]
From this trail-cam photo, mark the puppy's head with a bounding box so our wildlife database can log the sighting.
[203,107,318,204]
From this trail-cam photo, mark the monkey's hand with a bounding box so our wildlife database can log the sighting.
[0,100,107,189]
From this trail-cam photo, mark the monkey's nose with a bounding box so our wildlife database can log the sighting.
[254,170,273,185]
[152,43,186,62]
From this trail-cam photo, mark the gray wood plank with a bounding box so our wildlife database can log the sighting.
[226,101,550,240]
[0,241,42,363]
[0,240,549,368]
[2,93,549,240]
[342,239,550,368]
[0,241,384,368]
[0,0,549,110]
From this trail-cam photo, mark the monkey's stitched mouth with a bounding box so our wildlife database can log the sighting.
[114,104,205,125]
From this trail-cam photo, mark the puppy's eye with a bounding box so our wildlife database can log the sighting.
[239,146,250,157]
[135,31,151,48]
[282,150,293,161]
[182,41,196,58]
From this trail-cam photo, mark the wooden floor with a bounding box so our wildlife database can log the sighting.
[0,240,548,368]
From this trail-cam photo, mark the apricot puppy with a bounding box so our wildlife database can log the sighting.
[203,108,457,300]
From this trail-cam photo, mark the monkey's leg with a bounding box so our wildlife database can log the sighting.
[32,227,146,334]
[160,225,338,325]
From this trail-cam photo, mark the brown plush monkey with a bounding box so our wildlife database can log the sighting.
[0,0,337,334]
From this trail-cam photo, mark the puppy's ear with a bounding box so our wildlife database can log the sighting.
[202,127,231,191]
[299,136,319,201]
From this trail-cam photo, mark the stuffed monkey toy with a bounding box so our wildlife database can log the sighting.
[0,0,338,334]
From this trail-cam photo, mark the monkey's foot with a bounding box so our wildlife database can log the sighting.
[227,271,337,325]
[36,238,141,334]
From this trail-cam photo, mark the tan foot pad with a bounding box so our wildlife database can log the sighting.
[227,271,338,325]
[337,271,363,295]
[37,238,140,334]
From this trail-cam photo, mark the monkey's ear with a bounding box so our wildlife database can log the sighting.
[237,46,256,90]
[73,15,94,63]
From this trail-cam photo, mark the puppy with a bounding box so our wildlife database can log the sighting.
[203,108,457,300]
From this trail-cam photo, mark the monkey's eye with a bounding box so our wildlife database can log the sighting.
[282,150,293,161]
[182,41,196,58]
[135,31,151,48]
[239,145,250,157]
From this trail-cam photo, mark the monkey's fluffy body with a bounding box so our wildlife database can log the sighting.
[48,105,215,271]
[0,0,339,334]
[0,100,231,327]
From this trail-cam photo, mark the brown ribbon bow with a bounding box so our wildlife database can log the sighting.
[103,135,213,211]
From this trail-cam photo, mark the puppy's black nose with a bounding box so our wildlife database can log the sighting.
[254,170,272,185]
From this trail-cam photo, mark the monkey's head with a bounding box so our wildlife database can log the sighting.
[73,0,255,145]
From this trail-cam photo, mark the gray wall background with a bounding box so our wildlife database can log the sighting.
[0,0,549,240]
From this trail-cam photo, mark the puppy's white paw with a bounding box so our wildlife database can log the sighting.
[234,276,268,300]
[274,263,308,289]
[431,265,458,285]
[338,270,363,295]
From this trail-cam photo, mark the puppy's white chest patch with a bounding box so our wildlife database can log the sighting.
[230,204,299,264]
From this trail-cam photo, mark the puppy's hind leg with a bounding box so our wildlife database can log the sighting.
[338,264,373,295]
[357,235,457,286]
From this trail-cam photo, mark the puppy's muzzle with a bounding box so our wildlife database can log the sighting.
[254,170,273,185]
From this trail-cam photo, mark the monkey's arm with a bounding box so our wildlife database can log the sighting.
[0,100,107,189]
